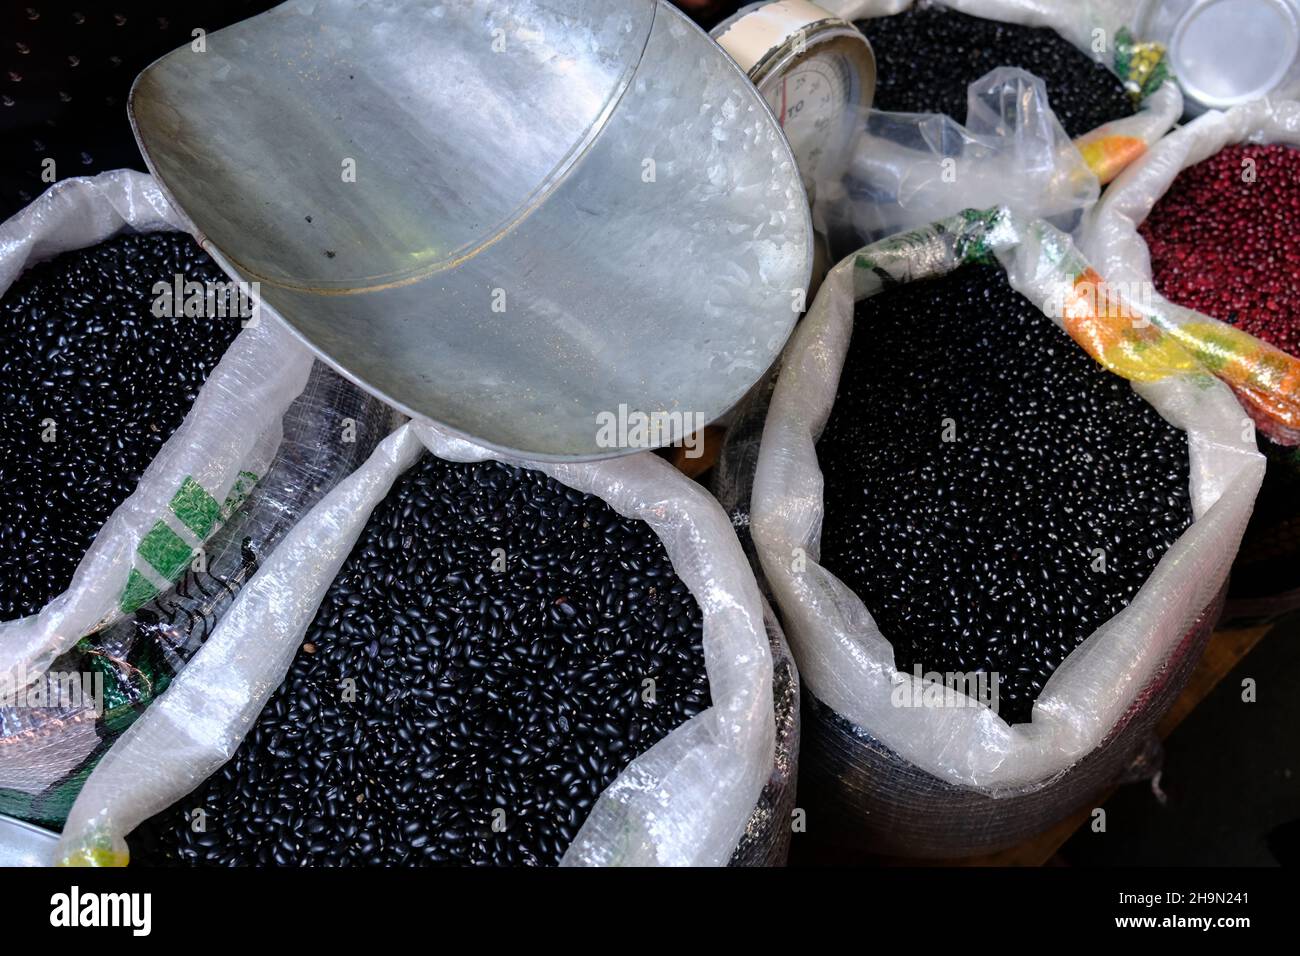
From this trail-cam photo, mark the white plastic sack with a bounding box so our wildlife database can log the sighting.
[0,364,393,824]
[1083,98,1300,445]
[0,171,315,693]
[56,420,776,867]
[751,209,1263,794]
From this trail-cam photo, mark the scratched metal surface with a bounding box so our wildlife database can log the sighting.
[129,0,813,460]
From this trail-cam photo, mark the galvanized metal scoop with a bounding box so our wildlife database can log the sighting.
[130,0,812,460]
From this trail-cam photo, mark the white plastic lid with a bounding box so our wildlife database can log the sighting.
[1169,0,1300,110]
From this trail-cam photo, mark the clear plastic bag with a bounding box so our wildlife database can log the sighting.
[814,0,1182,249]
[819,67,1100,247]
[0,171,316,693]
[55,420,789,867]
[0,363,393,825]
[747,209,1263,853]
[728,594,801,866]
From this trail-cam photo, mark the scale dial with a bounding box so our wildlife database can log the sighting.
[713,1,876,197]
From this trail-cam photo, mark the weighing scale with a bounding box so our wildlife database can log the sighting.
[713,1,877,202]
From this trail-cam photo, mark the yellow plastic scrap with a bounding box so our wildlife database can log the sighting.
[1076,133,1147,184]
[55,827,129,867]
[1057,267,1300,438]
[1060,268,1197,381]
[1173,321,1300,437]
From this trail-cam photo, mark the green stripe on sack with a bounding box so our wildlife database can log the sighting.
[115,471,261,614]
[137,520,193,581]
[222,470,259,517]
[170,475,222,538]
[119,569,160,614]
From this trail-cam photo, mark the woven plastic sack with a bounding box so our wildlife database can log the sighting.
[749,208,1263,855]
[1082,98,1300,612]
[0,363,393,825]
[821,0,1182,184]
[728,594,801,866]
[55,419,790,867]
[0,170,316,694]
[799,583,1222,856]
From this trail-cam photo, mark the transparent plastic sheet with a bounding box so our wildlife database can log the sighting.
[714,372,778,577]
[0,363,393,825]
[0,170,316,692]
[1083,98,1300,446]
[814,0,1181,249]
[817,67,1100,251]
[55,421,783,867]
[748,209,1263,852]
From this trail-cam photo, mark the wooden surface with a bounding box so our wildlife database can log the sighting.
[1156,621,1273,738]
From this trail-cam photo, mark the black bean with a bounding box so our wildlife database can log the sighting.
[129,452,710,866]
[817,265,1193,725]
[859,6,1135,138]
[0,232,241,619]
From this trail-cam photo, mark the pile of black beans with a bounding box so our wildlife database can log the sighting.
[130,452,710,866]
[859,5,1136,138]
[0,233,240,620]
[817,265,1193,725]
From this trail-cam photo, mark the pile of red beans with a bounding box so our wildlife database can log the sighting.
[1140,143,1300,354]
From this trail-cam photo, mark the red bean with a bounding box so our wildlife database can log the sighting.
[1140,143,1300,354]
